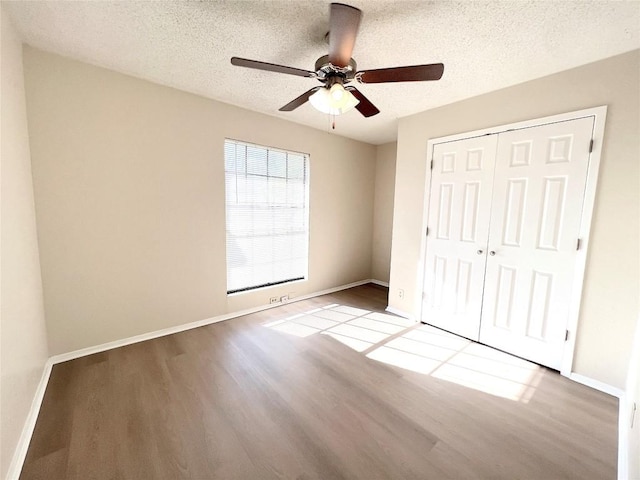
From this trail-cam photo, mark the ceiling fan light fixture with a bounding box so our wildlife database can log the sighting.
[330,83,345,101]
[309,83,359,115]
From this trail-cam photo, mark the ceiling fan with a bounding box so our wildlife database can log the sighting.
[230,3,444,118]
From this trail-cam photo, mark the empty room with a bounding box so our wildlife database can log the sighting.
[2,1,639,479]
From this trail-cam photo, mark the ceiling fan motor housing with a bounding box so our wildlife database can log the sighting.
[314,55,357,86]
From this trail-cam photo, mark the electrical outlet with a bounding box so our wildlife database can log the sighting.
[398,289,404,299]
[280,295,289,303]
[269,297,279,304]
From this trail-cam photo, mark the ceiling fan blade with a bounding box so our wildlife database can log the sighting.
[328,3,362,67]
[279,87,321,112]
[231,57,314,78]
[345,87,380,117]
[358,63,445,83]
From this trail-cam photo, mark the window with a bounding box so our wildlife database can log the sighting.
[224,139,309,294]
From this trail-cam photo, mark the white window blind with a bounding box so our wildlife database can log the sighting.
[224,139,309,294]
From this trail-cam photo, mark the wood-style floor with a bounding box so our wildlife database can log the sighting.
[21,284,618,479]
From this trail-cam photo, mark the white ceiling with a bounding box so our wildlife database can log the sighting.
[4,0,639,145]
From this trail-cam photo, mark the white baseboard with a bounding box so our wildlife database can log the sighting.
[569,373,624,398]
[50,279,378,365]
[6,360,53,480]
[370,279,389,287]
[618,391,629,480]
[8,278,384,478]
[286,279,372,303]
[385,305,415,320]
[49,305,269,364]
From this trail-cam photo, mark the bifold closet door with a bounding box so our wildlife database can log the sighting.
[421,135,498,340]
[478,116,594,369]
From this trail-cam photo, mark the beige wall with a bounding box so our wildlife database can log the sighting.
[371,142,396,283]
[0,11,50,478]
[389,49,640,389]
[23,47,376,355]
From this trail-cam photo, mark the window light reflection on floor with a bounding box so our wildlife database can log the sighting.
[264,304,543,402]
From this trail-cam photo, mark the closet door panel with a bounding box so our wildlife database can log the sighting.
[479,117,594,369]
[421,135,498,341]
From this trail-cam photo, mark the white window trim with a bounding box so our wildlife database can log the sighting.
[224,139,310,295]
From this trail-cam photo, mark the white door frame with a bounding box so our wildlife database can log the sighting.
[417,106,607,379]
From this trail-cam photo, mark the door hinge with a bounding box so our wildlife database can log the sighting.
[589,139,594,153]
[576,238,582,251]
[430,159,434,170]
[565,330,569,342]
[426,227,429,236]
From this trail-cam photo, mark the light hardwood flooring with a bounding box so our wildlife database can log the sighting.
[20,284,618,479]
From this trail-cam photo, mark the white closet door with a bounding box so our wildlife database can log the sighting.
[479,117,594,369]
[422,135,498,340]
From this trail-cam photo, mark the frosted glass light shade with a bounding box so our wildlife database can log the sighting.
[309,84,360,115]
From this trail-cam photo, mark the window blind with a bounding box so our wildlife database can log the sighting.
[224,139,309,294]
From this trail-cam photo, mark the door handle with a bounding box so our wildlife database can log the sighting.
[477,249,484,255]
[489,250,496,256]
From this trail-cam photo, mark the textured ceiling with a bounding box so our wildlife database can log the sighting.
[4,0,639,145]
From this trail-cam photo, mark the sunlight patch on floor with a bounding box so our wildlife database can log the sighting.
[321,332,373,352]
[264,304,542,402]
